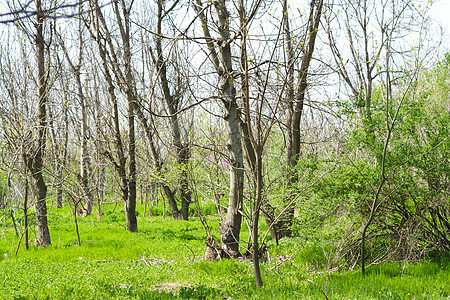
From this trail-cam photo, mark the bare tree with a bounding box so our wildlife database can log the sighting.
[280,0,324,239]
[57,12,93,216]
[151,0,192,220]
[193,0,244,256]
[26,0,51,246]
[86,0,138,232]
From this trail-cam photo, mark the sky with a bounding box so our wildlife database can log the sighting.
[430,0,450,31]
[429,0,450,56]
[0,1,449,29]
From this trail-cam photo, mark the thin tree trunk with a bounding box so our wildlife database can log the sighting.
[155,0,191,220]
[48,103,64,209]
[56,78,69,209]
[58,21,93,215]
[284,0,323,238]
[239,2,264,285]
[134,105,181,219]
[93,15,128,218]
[252,151,263,287]
[126,89,138,232]
[89,0,137,231]
[113,0,138,232]
[93,71,104,217]
[79,74,93,216]
[24,171,29,250]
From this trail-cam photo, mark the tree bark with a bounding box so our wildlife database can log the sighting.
[30,0,51,247]
[114,0,138,232]
[221,103,245,256]
[155,0,191,220]
[283,0,323,239]
[79,73,93,216]
[194,0,244,255]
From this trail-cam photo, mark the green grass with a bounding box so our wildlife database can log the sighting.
[0,203,449,299]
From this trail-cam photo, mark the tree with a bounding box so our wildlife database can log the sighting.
[281,0,324,239]
[27,0,51,246]
[193,0,245,256]
[325,0,433,275]
[149,0,192,220]
[238,0,284,286]
[86,0,138,232]
[57,12,93,216]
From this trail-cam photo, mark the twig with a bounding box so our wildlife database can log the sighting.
[140,253,151,267]
[270,249,300,272]
[184,244,195,266]
[306,279,329,300]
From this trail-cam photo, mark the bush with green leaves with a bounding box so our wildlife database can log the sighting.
[294,55,450,268]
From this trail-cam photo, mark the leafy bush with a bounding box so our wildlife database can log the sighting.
[293,56,450,269]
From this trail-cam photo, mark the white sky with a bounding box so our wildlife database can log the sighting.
[430,0,450,28]
[0,1,449,29]
[429,0,450,56]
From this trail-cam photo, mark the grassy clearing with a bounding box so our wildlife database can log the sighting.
[0,204,448,299]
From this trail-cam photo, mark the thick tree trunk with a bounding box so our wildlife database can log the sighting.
[31,0,51,247]
[220,103,245,256]
[193,0,244,254]
[214,0,244,256]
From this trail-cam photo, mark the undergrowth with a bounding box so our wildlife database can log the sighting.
[0,203,448,299]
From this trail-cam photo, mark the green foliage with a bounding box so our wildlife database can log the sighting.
[0,205,448,299]
[293,56,450,269]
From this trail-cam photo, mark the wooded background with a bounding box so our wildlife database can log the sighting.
[0,0,449,287]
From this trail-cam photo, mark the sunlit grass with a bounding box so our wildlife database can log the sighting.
[0,202,448,299]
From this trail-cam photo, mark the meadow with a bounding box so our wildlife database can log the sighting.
[0,203,449,299]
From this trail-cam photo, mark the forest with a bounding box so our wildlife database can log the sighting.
[0,0,449,299]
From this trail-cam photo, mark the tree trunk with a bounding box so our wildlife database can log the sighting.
[58,20,93,215]
[134,104,182,219]
[192,0,245,255]
[282,0,323,239]
[114,0,138,232]
[22,154,29,250]
[126,88,138,232]
[252,151,263,287]
[79,74,93,216]
[155,0,191,220]
[31,0,51,247]
[221,103,245,256]
[48,103,65,209]
[90,0,138,232]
